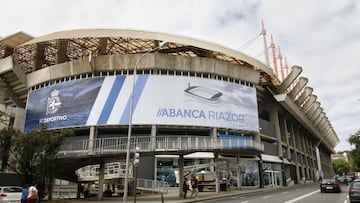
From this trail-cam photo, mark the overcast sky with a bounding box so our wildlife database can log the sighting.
[1,0,359,152]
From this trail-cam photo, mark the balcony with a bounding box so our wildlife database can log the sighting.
[58,136,264,158]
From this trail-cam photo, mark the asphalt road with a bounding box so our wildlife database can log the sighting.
[202,183,350,203]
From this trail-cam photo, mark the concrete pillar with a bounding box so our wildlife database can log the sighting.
[34,43,46,71]
[315,147,322,179]
[282,118,291,159]
[214,152,220,193]
[301,166,306,182]
[212,128,218,150]
[254,133,261,143]
[88,126,97,154]
[178,155,184,197]
[259,157,264,188]
[77,182,82,199]
[212,128,217,138]
[289,123,300,184]
[56,39,69,64]
[269,107,282,157]
[236,153,241,190]
[98,162,105,200]
[151,125,156,150]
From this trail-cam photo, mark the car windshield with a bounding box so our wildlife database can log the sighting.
[2,187,22,193]
[353,182,360,188]
[323,178,335,182]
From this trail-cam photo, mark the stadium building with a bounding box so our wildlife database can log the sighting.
[0,29,339,197]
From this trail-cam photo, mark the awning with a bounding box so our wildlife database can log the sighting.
[261,154,283,163]
[283,158,294,165]
[184,152,214,159]
[155,152,215,159]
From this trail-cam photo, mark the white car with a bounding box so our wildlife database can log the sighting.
[0,186,22,203]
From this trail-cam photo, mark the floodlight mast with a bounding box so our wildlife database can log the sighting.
[123,41,168,203]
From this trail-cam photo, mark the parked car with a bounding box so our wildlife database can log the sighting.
[349,180,360,203]
[0,186,22,203]
[339,176,348,185]
[320,178,341,193]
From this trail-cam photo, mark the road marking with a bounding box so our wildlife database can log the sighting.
[284,190,319,203]
[344,200,347,203]
[283,191,289,194]
[240,201,248,203]
[262,195,271,199]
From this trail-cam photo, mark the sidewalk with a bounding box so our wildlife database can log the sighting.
[46,184,316,203]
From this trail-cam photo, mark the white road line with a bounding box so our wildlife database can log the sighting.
[283,191,289,194]
[344,199,348,203]
[240,201,249,203]
[284,190,319,203]
[262,195,271,199]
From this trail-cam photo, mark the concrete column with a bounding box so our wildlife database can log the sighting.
[259,157,264,188]
[254,133,261,143]
[88,126,97,154]
[151,125,157,150]
[212,128,218,150]
[289,123,300,184]
[77,182,82,199]
[212,128,218,138]
[269,107,282,157]
[214,152,220,193]
[56,39,69,64]
[315,147,322,179]
[301,166,306,182]
[301,133,307,155]
[178,155,184,197]
[236,153,241,190]
[98,162,105,200]
[281,118,291,159]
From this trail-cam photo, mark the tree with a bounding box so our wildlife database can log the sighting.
[332,158,350,175]
[348,129,360,171]
[0,128,22,171]
[8,126,73,199]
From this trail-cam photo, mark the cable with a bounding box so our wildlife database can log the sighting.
[238,33,261,51]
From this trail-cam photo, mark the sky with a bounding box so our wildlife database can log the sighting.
[1,0,359,152]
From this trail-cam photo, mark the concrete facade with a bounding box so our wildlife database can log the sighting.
[0,30,338,191]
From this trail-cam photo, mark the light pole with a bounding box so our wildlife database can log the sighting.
[123,41,168,203]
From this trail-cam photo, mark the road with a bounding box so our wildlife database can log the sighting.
[202,183,350,203]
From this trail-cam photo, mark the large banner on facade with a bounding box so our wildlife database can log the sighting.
[25,75,259,132]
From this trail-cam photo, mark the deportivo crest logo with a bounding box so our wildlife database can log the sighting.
[46,89,61,115]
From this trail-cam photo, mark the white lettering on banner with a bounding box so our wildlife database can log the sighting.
[156,108,245,124]
[39,115,67,124]
[208,111,245,123]
[157,108,206,119]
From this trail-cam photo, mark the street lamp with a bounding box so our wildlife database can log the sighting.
[123,41,169,203]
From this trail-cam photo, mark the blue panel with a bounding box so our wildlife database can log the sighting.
[120,75,149,124]
[97,76,125,124]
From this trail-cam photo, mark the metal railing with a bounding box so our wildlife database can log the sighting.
[137,178,169,193]
[76,162,132,181]
[57,136,264,157]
